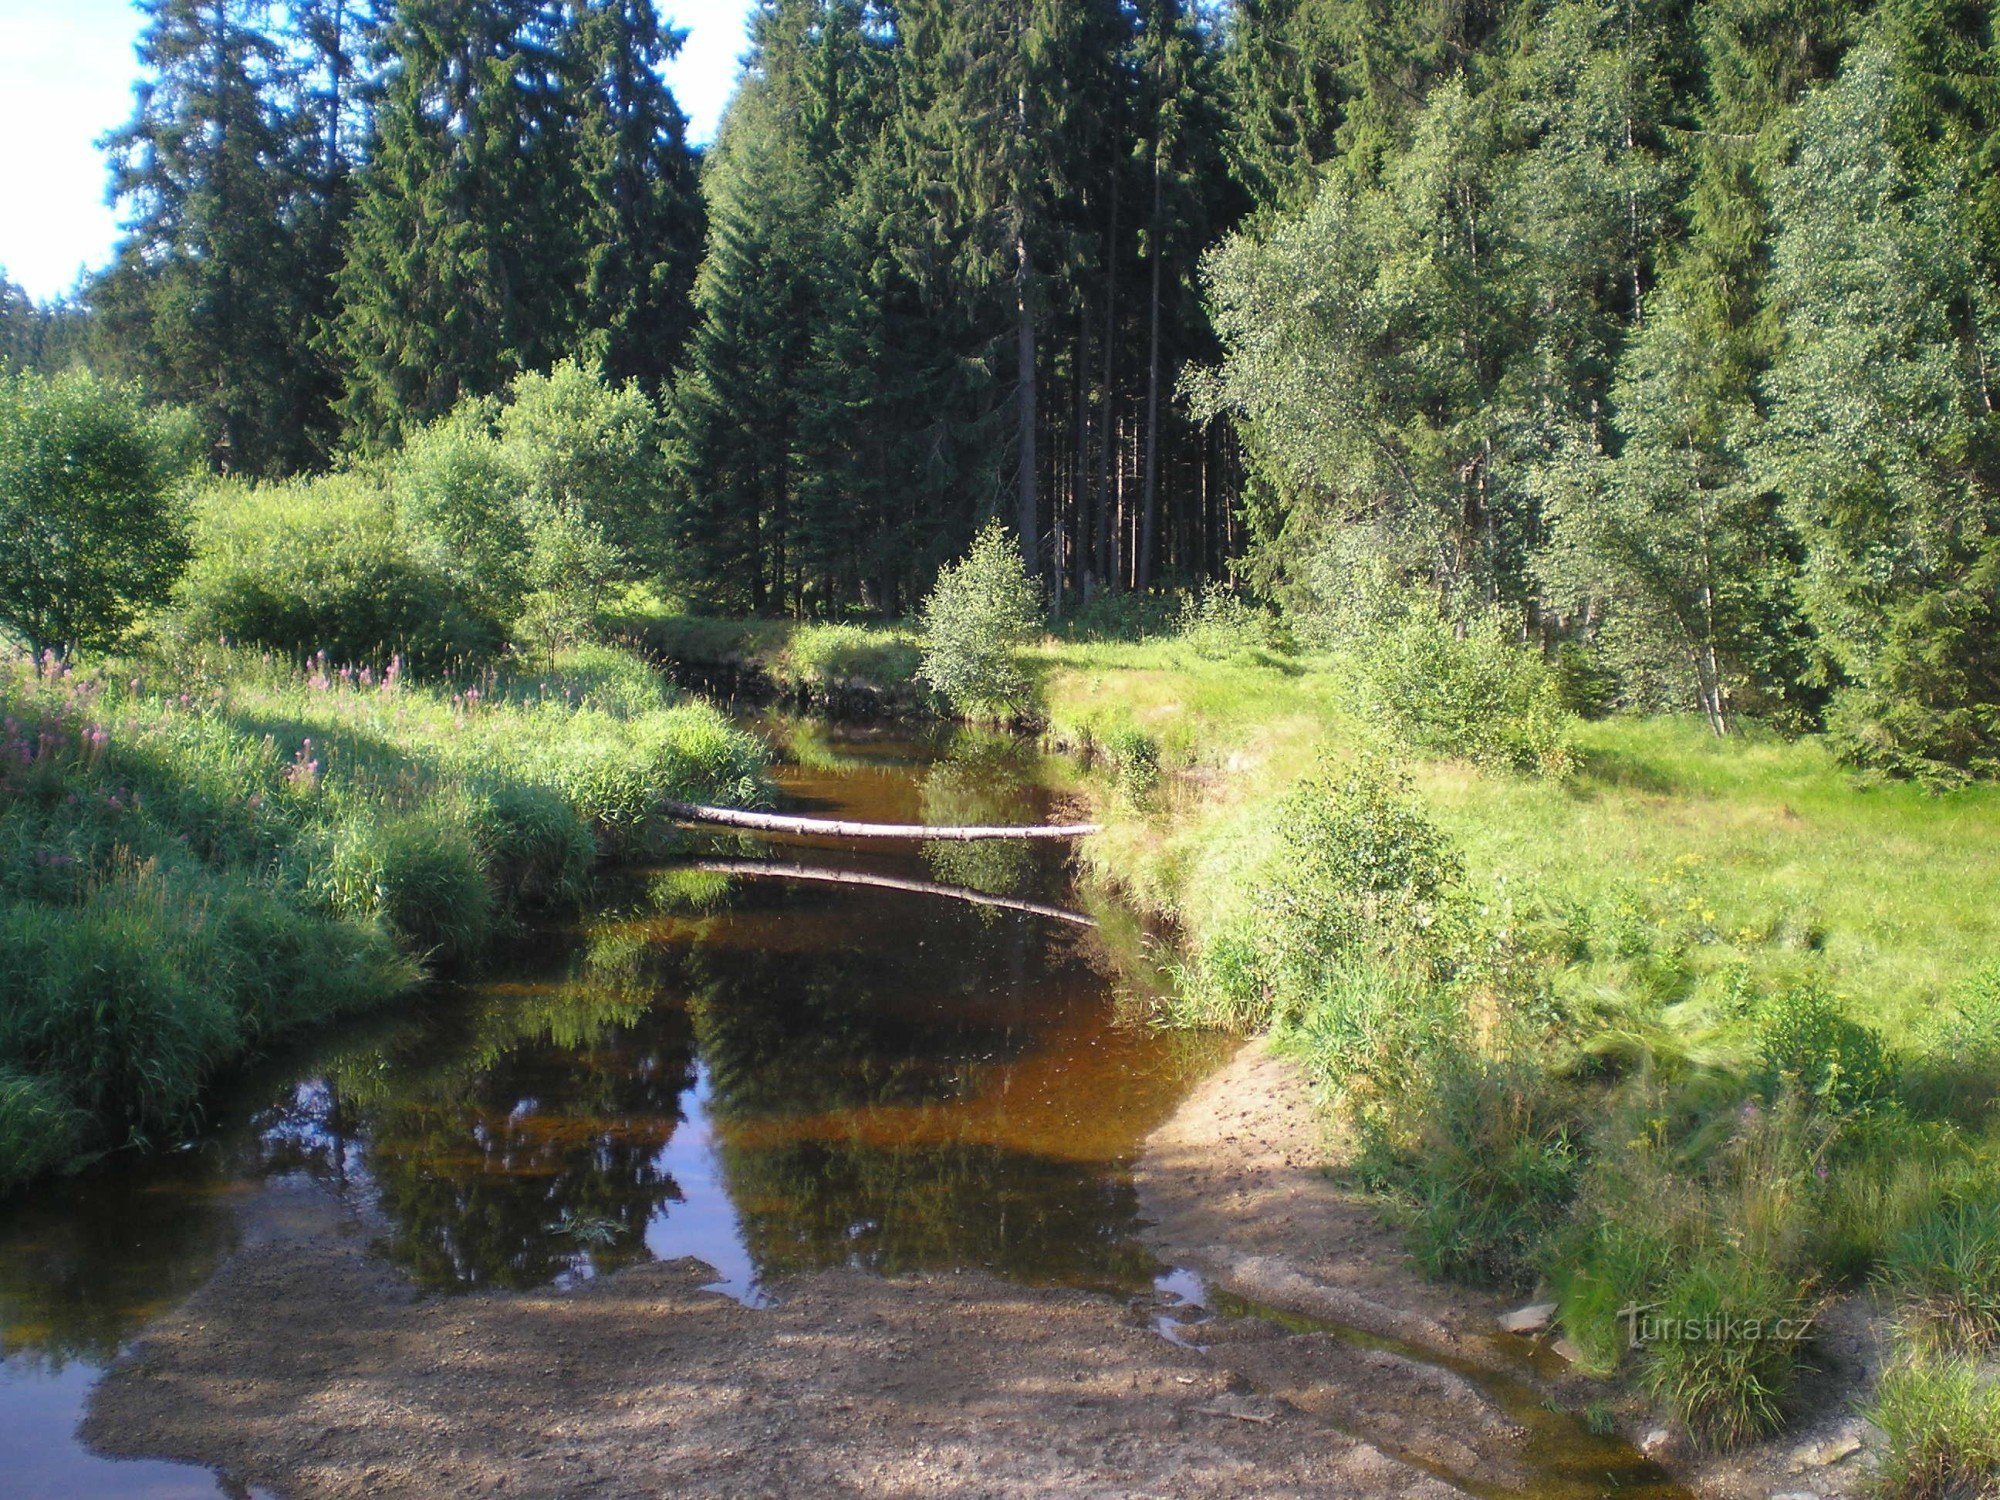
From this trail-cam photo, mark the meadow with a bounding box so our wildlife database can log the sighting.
[1033,629,2000,1486]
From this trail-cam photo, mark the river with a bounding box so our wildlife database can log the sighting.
[0,713,1679,1499]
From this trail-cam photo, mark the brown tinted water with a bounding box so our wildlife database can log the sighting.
[0,715,1682,1498]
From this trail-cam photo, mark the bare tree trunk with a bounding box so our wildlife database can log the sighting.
[1137,142,1164,592]
[1015,226,1038,581]
[1095,162,1121,591]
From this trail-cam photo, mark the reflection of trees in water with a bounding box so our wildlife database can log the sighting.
[252,944,701,1291]
[674,883,1161,1296]
[920,728,1044,897]
[717,1136,1159,1295]
[675,914,1039,1125]
[0,1157,239,1366]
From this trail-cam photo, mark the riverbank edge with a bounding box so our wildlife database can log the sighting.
[1133,1035,1893,1500]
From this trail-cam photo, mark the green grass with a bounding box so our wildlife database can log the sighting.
[1037,642,2000,1451]
[1867,1352,2000,1499]
[616,613,929,711]
[0,641,766,1192]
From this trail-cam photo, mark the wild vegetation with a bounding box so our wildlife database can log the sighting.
[3,0,1999,1484]
[0,641,764,1192]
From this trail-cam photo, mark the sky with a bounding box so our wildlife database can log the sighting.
[0,0,757,303]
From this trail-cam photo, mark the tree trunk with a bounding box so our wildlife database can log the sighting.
[1015,227,1038,581]
[1137,143,1164,592]
[1095,163,1120,591]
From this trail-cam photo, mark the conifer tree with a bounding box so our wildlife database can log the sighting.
[330,0,584,446]
[570,0,705,387]
[95,0,317,473]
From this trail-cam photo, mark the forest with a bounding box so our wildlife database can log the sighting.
[4,0,2000,1495]
[1,0,1994,780]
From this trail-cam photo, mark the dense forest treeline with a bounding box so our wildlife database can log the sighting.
[2,0,1999,774]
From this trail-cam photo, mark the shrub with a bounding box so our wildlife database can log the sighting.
[0,369,191,657]
[513,498,627,655]
[1177,763,1464,1033]
[1881,1186,2000,1354]
[498,360,670,576]
[177,473,500,673]
[1636,1246,1816,1448]
[1752,984,1896,1116]
[394,397,531,623]
[918,522,1044,717]
[1358,604,1575,775]
[1176,583,1269,661]
[1867,1352,2000,1500]
[1102,725,1161,800]
[1264,764,1463,984]
[318,810,494,966]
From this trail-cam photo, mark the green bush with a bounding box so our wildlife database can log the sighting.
[1753,983,1896,1116]
[1176,583,1270,661]
[1359,605,1575,775]
[1098,725,1161,802]
[0,369,192,658]
[513,498,627,656]
[498,359,670,576]
[1636,1246,1816,1448]
[1867,1352,2000,1500]
[918,522,1043,717]
[1264,764,1463,985]
[394,397,531,623]
[177,473,500,673]
[318,810,494,965]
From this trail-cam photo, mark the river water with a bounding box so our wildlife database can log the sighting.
[0,715,1679,1499]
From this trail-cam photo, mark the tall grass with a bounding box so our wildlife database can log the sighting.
[0,642,765,1191]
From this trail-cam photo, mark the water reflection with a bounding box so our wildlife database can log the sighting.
[0,718,1224,1495]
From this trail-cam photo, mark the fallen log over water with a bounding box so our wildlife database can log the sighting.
[686,859,1099,928]
[660,801,1101,841]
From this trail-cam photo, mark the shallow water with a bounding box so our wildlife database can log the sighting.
[0,715,1681,1498]
[0,719,1223,1496]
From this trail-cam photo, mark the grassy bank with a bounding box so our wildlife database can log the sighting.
[1037,636,2000,1483]
[617,613,930,714]
[0,642,765,1192]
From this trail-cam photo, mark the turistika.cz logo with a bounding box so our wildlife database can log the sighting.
[1616,1303,1812,1349]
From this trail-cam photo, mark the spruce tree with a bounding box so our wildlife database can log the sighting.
[96,0,319,473]
[330,0,583,446]
[570,0,706,387]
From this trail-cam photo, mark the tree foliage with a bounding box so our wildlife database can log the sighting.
[0,372,192,658]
